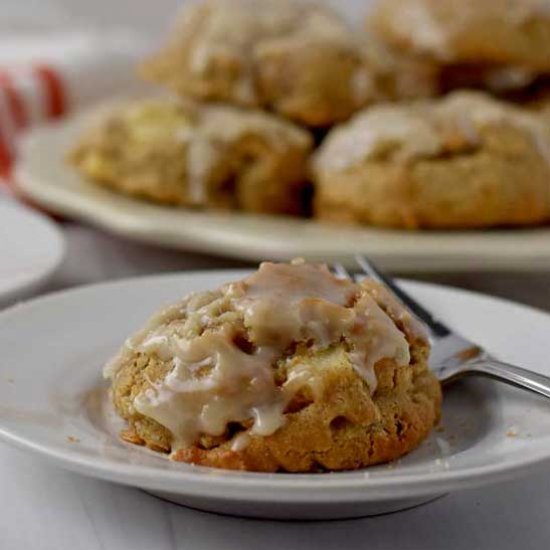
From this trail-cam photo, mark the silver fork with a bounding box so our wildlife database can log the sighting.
[333,257,550,400]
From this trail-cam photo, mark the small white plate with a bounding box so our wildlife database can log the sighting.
[15,113,550,273]
[1,270,550,520]
[0,200,65,307]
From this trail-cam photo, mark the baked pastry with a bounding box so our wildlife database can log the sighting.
[105,260,441,472]
[369,0,550,72]
[69,98,312,215]
[313,91,550,229]
[362,33,440,102]
[369,0,550,97]
[141,0,385,126]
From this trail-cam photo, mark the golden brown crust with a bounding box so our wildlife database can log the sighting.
[314,146,550,229]
[111,353,174,453]
[255,41,369,127]
[69,98,312,215]
[171,353,441,472]
[116,347,440,472]
[140,0,376,126]
[69,100,192,206]
[313,92,550,229]
[109,276,441,473]
[359,33,441,102]
[369,0,550,71]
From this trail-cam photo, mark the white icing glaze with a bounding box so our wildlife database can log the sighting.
[391,0,451,59]
[87,99,310,207]
[376,0,550,60]
[171,0,370,105]
[360,278,427,343]
[185,134,217,205]
[437,92,550,166]
[230,432,251,452]
[313,105,442,173]
[105,262,414,452]
[314,91,550,173]
[185,104,310,206]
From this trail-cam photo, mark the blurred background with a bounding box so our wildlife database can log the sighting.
[1,0,549,305]
[1,0,371,36]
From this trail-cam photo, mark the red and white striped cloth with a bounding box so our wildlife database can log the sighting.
[0,30,150,192]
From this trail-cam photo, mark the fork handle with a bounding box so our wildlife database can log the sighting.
[456,359,550,400]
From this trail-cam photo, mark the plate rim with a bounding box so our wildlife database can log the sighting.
[1,270,550,501]
[0,201,65,305]
[14,116,550,273]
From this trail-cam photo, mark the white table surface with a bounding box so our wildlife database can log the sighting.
[2,221,550,549]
